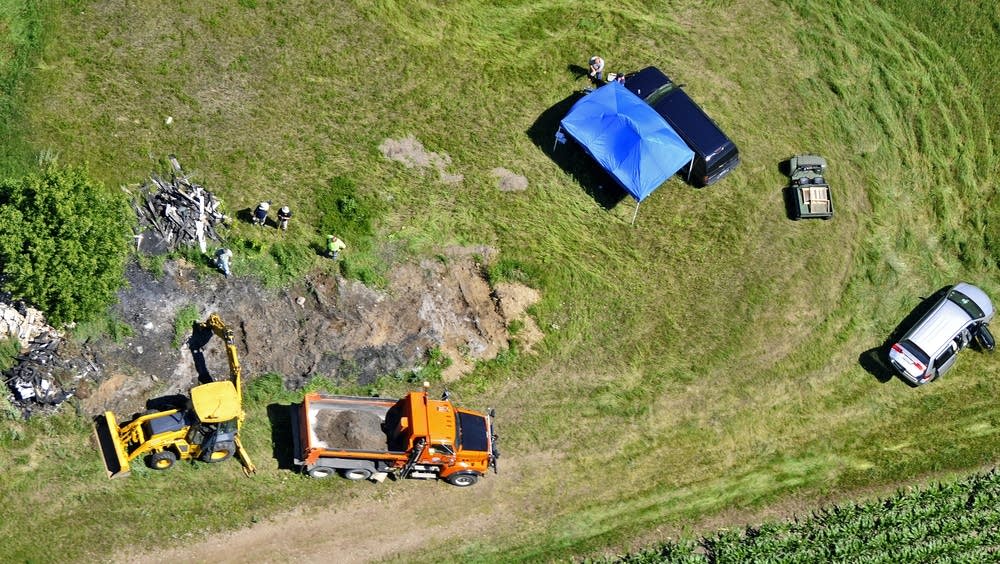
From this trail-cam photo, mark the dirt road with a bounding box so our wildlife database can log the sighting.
[132,462,517,563]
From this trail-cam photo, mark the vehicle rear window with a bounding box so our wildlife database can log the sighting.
[457,412,489,452]
[901,339,930,364]
[644,82,678,106]
[948,290,985,320]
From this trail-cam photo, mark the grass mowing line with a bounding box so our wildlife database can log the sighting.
[440,1,1000,559]
[793,0,993,288]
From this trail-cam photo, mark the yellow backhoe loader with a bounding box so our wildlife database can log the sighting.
[94,313,256,478]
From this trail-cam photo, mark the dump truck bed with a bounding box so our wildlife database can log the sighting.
[295,393,410,466]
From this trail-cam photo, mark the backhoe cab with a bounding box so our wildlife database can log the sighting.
[94,313,256,478]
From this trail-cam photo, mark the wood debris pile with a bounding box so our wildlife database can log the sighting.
[3,332,96,418]
[127,155,228,254]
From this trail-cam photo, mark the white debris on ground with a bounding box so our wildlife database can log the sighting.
[0,301,53,349]
[1,301,97,417]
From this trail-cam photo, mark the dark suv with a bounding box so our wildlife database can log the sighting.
[623,67,740,187]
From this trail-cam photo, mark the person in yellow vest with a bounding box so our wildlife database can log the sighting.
[326,235,346,260]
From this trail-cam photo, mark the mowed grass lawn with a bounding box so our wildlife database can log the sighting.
[1,0,998,561]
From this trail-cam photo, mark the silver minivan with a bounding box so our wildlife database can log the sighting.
[888,283,995,385]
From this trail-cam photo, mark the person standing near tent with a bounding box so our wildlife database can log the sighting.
[326,234,346,260]
[589,55,605,82]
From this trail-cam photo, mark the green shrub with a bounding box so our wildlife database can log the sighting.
[0,164,134,325]
[303,375,339,394]
[338,253,387,287]
[415,346,452,383]
[136,253,167,279]
[269,241,313,281]
[486,257,537,286]
[0,336,19,371]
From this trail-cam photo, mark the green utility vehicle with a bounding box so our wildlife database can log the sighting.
[788,155,833,220]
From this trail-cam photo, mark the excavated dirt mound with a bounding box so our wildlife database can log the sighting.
[78,246,542,416]
[313,410,385,450]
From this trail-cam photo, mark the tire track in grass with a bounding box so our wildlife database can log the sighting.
[447,2,999,560]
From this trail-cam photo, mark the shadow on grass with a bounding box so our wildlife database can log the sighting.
[235,207,276,228]
[526,91,629,210]
[858,348,894,384]
[858,285,952,386]
[566,63,589,80]
[777,157,791,177]
[267,403,296,470]
[187,322,216,385]
[782,186,801,221]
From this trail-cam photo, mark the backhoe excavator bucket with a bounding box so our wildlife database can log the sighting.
[94,411,131,479]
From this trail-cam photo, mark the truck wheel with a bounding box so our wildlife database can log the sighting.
[202,441,235,463]
[148,451,177,470]
[445,472,479,487]
[307,466,337,479]
[340,468,373,481]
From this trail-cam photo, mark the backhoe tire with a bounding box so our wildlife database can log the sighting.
[148,450,177,470]
[445,472,479,487]
[340,468,373,481]
[307,466,337,479]
[202,441,235,463]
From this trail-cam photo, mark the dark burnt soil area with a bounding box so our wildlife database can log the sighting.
[77,245,540,417]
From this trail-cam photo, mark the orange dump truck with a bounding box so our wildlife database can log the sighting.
[292,386,498,487]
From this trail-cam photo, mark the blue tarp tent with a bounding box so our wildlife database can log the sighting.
[559,81,694,204]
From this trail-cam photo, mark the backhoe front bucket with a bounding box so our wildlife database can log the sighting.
[94,411,131,479]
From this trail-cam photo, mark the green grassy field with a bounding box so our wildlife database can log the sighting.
[0,0,998,561]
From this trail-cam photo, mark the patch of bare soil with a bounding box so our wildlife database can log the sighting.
[313,410,385,450]
[65,244,545,562]
[491,167,529,192]
[79,246,542,416]
[493,282,543,352]
[378,135,464,184]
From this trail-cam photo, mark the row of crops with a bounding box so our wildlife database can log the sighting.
[613,469,1000,563]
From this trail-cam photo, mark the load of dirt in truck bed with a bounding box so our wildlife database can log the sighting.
[314,410,387,451]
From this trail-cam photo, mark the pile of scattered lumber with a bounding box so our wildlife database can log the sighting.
[126,155,228,254]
